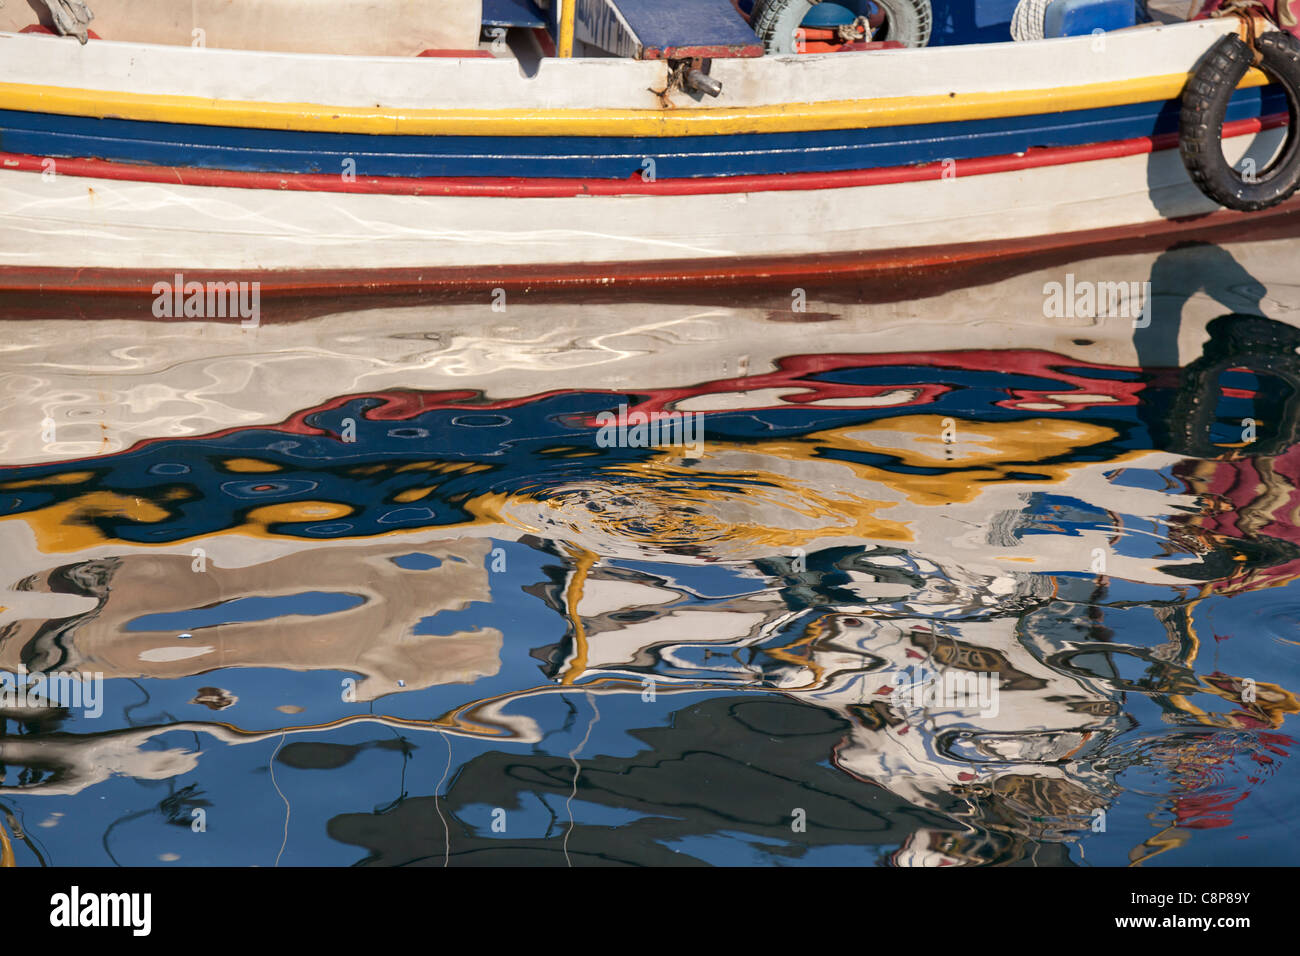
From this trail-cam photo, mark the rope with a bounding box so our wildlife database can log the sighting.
[1010,0,1053,41]
[1211,0,1274,65]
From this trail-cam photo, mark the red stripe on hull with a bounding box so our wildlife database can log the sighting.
[0,114,1286,198]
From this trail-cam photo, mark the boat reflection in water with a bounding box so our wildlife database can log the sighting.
[1,237,1299,866]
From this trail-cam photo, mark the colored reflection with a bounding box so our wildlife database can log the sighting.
[1,239,1299,866]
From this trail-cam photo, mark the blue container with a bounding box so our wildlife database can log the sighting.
[1043,0,1137,37]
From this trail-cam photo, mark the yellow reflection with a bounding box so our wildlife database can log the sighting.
[0,470,95,490]
[0,414,1139,554]
[0,817,13,868]
[393,487,435,503]
[222,458,282,473]
[561,546,598,685]
[8,491,173,550]
[705,415,1133,509]
[245,502,354,525]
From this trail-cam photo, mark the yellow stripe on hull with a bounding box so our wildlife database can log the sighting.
[0,69,1271,137]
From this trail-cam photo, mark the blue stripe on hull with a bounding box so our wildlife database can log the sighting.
[0,86,1283,180]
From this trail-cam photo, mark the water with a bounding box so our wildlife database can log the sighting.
[1,235,1299,866]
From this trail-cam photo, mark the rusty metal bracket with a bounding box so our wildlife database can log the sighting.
[665,57,722,99]
[1211,0,1275,65]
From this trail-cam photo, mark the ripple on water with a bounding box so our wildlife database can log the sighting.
[487,464,877,562]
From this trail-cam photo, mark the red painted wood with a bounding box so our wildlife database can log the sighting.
[801,40,880,52]
[19,24,101,38]
[417,49,495,57]
[532,26,557,56]
[638,42,766,58]
[1197,1,1300,40]
[0,113,1285,199]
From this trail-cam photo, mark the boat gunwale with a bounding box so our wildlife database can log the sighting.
[0,19,1267,136]
[0,71,1274,137]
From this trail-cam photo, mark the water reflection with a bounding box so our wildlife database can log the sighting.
[1,235,1299,865]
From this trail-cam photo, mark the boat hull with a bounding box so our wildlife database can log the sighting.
[2,123,1293,290]
[0,19,1291,290]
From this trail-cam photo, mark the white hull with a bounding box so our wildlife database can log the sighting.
[0,137,1279,273]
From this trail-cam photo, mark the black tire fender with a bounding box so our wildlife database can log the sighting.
[1179,30,1300,212]
[1165,314,1300,458]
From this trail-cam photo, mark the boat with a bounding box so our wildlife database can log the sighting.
[0,0,1298,295]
